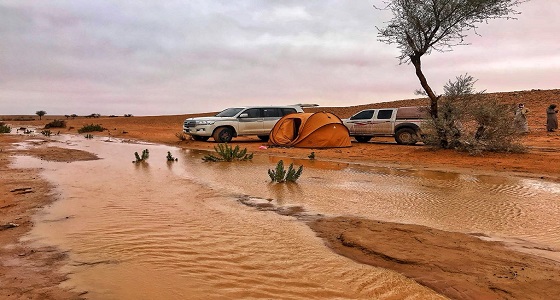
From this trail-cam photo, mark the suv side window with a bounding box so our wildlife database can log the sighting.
[281,108,297,116]
[350,110,375,120]
[243,108,261,118]
[262,108,282,118]
[377,110,393,120]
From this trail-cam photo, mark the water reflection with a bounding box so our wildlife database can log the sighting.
[15,136,560,299]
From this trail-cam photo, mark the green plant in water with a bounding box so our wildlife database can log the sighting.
[202,143,253,162]
[41,130,52,136]
[268,160,303,183]
[0,122,10,134]
[308,152,315,160]
[78,124,106,133]
[166,151,178,161]
[133,149,150,163]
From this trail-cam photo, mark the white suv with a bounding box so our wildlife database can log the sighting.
[183,106,304,143]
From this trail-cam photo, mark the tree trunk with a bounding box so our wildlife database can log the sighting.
[410,55,438,118]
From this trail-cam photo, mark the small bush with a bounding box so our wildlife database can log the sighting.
[44,119,66,129]
[423,74,526,154]
[78,124,106,133]
[85,134,94,139]
[176,132,188,141]
[41,130,52,136]
[0,122,11,133]
[133,149,149,163]
[268,160,303,183]
[308,152,315,160]
[124,114,133,117]
[202,144,253,162]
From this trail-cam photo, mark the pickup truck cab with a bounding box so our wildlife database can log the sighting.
[183,105,304,143]
[343,106,428,145]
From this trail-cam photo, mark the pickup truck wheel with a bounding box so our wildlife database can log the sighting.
[395,128,418,145]
[191,135,210,142]
[355,136,372,143]
[257,135,270,142]
[213,127,233,143]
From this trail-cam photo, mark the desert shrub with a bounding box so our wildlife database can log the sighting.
[166,151,178,161]
[308,152,315,160]
[133,149,149,163]
[0,122,11,133]
[41,130,52,136]
[84,134,94,139]
[124,114,133,117]
[268,160,303,183]
[175,132,188,141]
[422,74,526,155]
[85,113,101,118]
[44,119,66,129]
[78,124,106,133]
[202,144,253,162]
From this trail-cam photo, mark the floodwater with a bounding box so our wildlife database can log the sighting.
[13,135,560,299]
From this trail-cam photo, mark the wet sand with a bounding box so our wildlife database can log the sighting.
[2,89,560,299]
[310,217,560,300]
[0,135,96,299]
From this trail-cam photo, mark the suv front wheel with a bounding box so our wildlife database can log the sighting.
[213,127,234,143]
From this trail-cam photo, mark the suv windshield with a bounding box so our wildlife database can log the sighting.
[215,108,244,117]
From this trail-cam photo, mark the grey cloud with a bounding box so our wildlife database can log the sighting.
[0,1,558,115]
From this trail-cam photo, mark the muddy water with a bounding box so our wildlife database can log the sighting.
[15,136,560,299]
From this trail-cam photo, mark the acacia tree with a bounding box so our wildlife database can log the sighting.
[377,0,525,118]
[36,110,46,120]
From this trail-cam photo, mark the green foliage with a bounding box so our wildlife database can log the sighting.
[133,149,149,163]
[44,119,66,129]
[268,160,303,183]
[423,74,526,154]
[202,143,253,162]
[166,151,178,161]
[308,152,315,160]
[78,124,106,133]
[41,130,52,136]
[0,122,11,133]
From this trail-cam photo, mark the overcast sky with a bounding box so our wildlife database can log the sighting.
[1,0,558,116]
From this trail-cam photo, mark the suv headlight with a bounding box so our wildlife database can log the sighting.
[196,120,215,125]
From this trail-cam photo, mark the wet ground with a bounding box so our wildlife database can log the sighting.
[12,135,560,299]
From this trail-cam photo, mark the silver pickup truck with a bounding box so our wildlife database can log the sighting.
[343,106,429,145]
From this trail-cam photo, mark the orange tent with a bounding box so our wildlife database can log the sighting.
[269,112,351,148]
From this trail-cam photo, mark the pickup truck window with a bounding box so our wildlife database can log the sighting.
[377,110,393,120]
[350,110,375,120]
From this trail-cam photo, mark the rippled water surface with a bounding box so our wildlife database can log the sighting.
[15,136,560,299]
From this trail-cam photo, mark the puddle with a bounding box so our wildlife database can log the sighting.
[13,135,560,299]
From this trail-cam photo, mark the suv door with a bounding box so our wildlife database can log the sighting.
[237,108,264,134]
[261,108,284,134]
